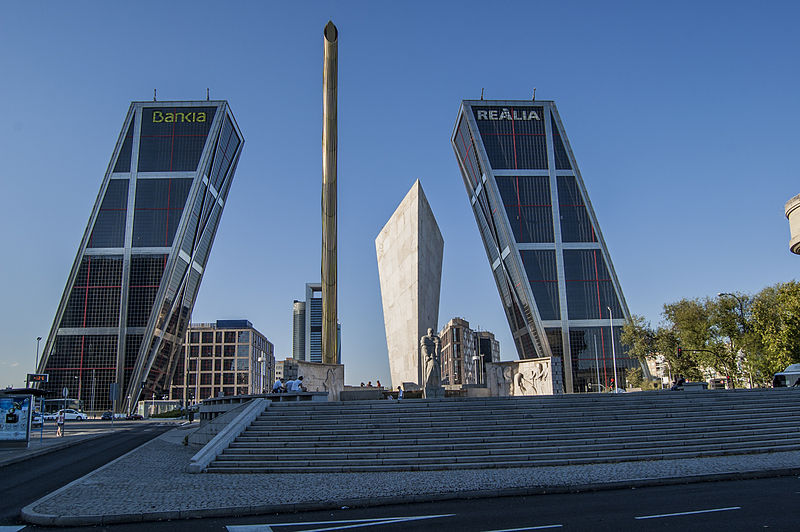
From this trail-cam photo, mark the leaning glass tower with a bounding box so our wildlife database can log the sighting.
[38,100,243,412]
[451,100,644,393]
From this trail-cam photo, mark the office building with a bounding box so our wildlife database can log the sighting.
[451,100,644,392]
[275,358,299,381]
[439,317,500,386]
[169,320,273,402]
[37,100,243,412]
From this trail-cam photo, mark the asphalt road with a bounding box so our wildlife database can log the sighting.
[15,473,800,531]
[0,423,171,526]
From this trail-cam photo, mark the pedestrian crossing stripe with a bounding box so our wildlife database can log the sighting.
[225,513,455,532]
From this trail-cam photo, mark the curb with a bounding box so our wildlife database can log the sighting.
[21,464,800,526]
[0,431,113,468]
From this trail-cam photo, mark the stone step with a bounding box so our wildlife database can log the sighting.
[248,411,799,432]
[206,392,800,473]
[241,413,800,437]
[234,420,799,445]
[253,403,799,422]
[207,441,800,473]
[225,427,800,455]
[220,435,800,462]
[264,397,800,415]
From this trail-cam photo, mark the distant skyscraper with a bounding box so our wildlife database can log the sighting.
[291,300,307,360]
[451,100,644,392]
[38,100,243,412]
[293,283,338,363]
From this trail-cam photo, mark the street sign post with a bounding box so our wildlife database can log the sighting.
[109,382,119,426]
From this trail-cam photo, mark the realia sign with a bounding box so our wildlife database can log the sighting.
[476,108,541,121]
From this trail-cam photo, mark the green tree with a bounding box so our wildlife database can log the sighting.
[750,281,800,380]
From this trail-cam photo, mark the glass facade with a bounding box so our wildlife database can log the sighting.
[452,100,642,393]
[38,101,243,412]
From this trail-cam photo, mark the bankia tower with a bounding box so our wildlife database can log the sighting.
[451,100,644,393]
[38,101,243,413]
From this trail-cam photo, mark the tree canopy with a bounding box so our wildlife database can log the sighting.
[622,281,800,387]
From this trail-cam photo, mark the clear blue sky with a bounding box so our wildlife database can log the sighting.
[1,1,798,388]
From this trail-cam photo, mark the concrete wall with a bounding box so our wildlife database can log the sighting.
[486,357,563,397]
[376,180,444,388]
[296,361,344,401]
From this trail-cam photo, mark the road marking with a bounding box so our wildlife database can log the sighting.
[483,526,562,531]
[0,526,26,531]
[226,513,455,531]
[635,506,741,520]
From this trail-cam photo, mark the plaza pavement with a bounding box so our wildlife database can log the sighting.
[21,424,800,526]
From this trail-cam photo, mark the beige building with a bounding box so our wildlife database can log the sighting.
[439,317,500,386]
[169,320,274,404]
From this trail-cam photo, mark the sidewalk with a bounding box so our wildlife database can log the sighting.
[21,426,800,526]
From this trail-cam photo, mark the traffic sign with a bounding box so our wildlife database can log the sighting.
[62,387,68,398]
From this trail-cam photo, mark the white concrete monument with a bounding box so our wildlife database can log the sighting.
[376,180,444,388]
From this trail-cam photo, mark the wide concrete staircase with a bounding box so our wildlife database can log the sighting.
[205,389,800,473]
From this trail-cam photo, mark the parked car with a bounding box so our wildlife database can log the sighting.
[44,409,88,421]
[101,411,114,420]
[126,413,144,420]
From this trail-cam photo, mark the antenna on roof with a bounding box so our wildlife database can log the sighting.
[480,88,484,100]
[532,88,536,101]
[153,89,157,102]
[206,88,210,101]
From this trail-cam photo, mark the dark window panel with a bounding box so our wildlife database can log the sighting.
[137,107,216,172]
[552,116,572,170]
[568,326,637,393]
[473,106,547,170]
[453,117,483,188]
[558,176,596,242]
[60,257,123,328]
[495,176,553,243]
[88,210,126,249]
[520,250,560,321]
[113,120,135,173]
[132,178,192,247]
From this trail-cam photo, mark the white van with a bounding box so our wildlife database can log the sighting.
[772,364,800,387]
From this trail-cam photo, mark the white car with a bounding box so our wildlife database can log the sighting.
[44,409,88,421]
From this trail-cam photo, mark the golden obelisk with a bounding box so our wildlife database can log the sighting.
[321,21,338,364]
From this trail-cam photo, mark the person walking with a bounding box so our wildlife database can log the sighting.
[56,410,65,437]
[397,386,404,400]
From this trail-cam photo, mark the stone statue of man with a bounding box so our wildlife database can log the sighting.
[420,327,442,391]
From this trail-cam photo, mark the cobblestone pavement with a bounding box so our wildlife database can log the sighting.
[22,426,800,525]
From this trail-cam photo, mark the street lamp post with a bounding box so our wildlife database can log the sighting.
[35,336,42,372]
[608,307,619,393]
[257,356,266,394]
[593,336,601,393]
